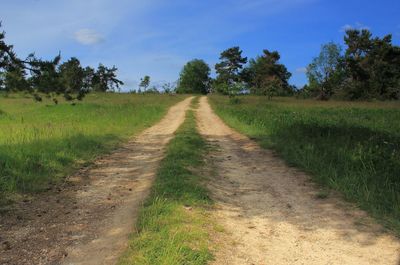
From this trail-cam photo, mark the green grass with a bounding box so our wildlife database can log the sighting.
[209,95,400,233]
[119,100,216,265]
[0,92,184,197]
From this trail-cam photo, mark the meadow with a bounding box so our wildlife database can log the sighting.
[0,93,184,198]
[209,95,400,233]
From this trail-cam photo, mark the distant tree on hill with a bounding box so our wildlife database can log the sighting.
[82,66,95,90]
[214,46,247,95]
[162,82,176,94]
[245,49,292,98]
[59,57,84,93]
[0,23,19,70]
[92,64,124,92]
[139,75,150,92]
[2,65,29,92]
[306,42,345,100]
[1,22,30,92]
[176,59,210,94]
[28,53,64,99]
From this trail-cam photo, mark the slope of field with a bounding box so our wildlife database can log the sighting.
[209,95,400,233]
[0,93,184,196]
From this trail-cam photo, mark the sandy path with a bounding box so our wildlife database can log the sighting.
[0,97,192,265]
[196,96,400,265]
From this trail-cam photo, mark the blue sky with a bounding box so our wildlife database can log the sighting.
[1,0,399,90]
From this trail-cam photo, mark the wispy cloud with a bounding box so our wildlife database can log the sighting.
[340,22,370,32]
[295,67,307,74]
[74,29,104,45]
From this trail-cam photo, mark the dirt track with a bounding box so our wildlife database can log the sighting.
[196,96,400,265]
[0,97,192,265]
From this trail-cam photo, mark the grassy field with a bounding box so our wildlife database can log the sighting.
[119,100,216,265]
[0,93,184,198]
[209,95,400,233]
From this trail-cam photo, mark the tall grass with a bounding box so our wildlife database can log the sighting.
[0,93,184,196]
[209,95,400,233]
[119,101,215,265]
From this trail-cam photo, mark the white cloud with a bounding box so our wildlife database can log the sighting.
[74,29,104,45]
[340,22,370,32]
[295,67,307,73]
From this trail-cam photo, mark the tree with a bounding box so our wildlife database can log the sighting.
[92,64,124,92]
[3,65,29,92]
[176,59,210,94]
[246,50,292,98]
[1,23,125,101]
[0,22,19,71]
[1,23,28,92]
[82,66,95,90]
[214,46,247,95]
[28,54,63,100]
[139,75,150,92]
[162,82,176,94]
[59,57,84,93]
[343,29,400,100]
[306,42,344,99]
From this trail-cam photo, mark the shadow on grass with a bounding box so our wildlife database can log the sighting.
[0,134,121,194]
[261,123,400,229]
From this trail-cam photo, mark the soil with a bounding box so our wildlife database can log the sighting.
[196,96,400,265]
[0,97,193,265]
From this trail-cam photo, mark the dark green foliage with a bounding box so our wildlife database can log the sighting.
[245,50,293,98]
[214,46,247,95]
[3,65,29,92]
[342,29,400,100]
[305,30,400,100]
[210,95,400,233]
[0,24,123,102]
[0,22,19,70]
[29,54,63,95]
[91,64,124,92]
[176,59,210,94]
[59,57,85,93]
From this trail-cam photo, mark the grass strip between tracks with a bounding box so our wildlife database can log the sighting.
[119,98,217,265]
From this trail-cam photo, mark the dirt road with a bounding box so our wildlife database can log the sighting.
[196,96,400,265]
[0,97,192,265]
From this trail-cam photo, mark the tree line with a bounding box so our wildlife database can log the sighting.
[176,47,293,98]
[176,29,400,100]
[303,29,400,100]
[2,21,399,101]
[0,23,123,102]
